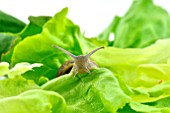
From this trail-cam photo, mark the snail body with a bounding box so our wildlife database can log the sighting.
[53,45,104,76]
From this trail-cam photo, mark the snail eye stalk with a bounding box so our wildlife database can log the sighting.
[52,45,76,59]
[85,47,104,58]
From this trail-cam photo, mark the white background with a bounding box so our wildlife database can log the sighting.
[0,0,170,37]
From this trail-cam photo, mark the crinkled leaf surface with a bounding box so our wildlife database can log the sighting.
[1,4,170,113]
[0,89,67,113]
[92,39,170,87]
[134,63,170,87]
[99,0,170,48]
[92,39,170,106]
[131,81,170,103]
[129,102,164,113]
[11,8,97,82]
[42,68,131,113]
[0,76,39,99]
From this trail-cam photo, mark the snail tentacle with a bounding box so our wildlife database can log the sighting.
[86,47,104,58]
[53,45,76,59]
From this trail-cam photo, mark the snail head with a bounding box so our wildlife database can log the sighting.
[53,45,104,76]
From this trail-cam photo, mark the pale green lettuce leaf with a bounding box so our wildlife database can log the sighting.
[131,81,170,103]
[0,62,42,79]
[0,89,67,113]
[129,102,164,113]
[8,62,42,78]
[91,39,170,105]
[0,76,39,99]
[0,62,9,76]
[92,39,170,87]
[134,63,170,87]
[42,68,131,113]
[118,101,170,113]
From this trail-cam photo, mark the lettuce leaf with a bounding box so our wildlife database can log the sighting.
[10,7,98,82]
[135,63,170,87]
[19,16,51,39]
[118,101,170,113]
[0,10,26,33]
[129,102,164,113]
[0,76,39,99]
[0,16,51,62]
[0,33,20,58]
[99,0,170,48]
[42,68,131,113]
[0,62,43,78]
[91,38,170,106]
[0,62,9,76]
[1,2,170,112]
[10,8,74,81]
[92,39,170,87]
[0,89,67,113]
[8,62,43,78]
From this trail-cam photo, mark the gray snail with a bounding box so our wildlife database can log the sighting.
[53,45,104,77]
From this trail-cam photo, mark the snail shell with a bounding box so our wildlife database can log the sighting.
[57,60,74,76]
[53,45,104,77]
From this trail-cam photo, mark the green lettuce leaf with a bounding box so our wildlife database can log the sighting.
[118,101,170,113]
[134,63,170,87]
[129,102,164,113]
[131,81,170,103]
[2,3,170,113]
[19,16,51,39]
[0,76,39,99]
[117,104,138,113]
[10,7,98,82]
[146,96,170,109]
[0,34,21,63]
[98,16,121,45]
[0,33,20,58]
[92,39,170,87]
[10,8,74,82]
[42,68,131,113]
[0,16,50,62]
[0,89,67,113]
[99,0,170,48]
[0,10,26,33]
[91,38,170,105]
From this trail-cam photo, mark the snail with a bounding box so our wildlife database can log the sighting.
[53,45,104,77]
